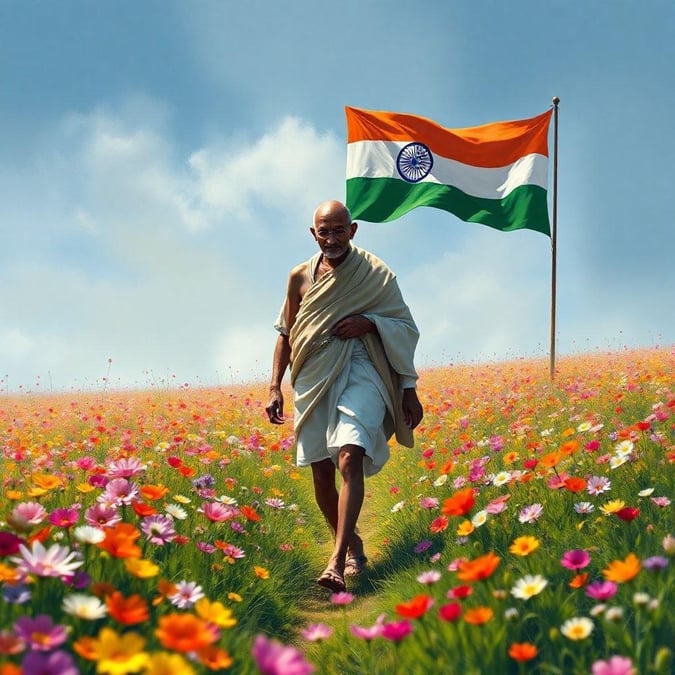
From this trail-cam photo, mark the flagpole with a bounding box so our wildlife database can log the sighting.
[549,96,560,380]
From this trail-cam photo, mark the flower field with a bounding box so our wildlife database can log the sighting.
[0,347,673,674]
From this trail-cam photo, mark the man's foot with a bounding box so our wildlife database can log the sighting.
[344,554,368,577]
[317,567,346,593]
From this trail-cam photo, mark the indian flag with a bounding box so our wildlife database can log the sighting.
[345,106,552,236]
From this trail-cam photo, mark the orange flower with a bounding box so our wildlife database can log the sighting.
[540,452,561,468]
[569,573,589,589]
[254,566,270,579]
[28,526,52,545]
[98,523,142,559]
[440,460,455,474]
[564,477,587,493]
[0,665,22,675]
[457,552,501,582]
[155,613,217,653]
[509,642,538,661]
[132,502,157,517]
[441,487,475,517]
[395,594,434,619]
[107,591,150,625]
[464,606,494,625]
[72,635,99,661]
[603,553,641,583]
[140,484,170,500]
[179,465,196,478]
[32,473,62,490]
[240,505,261,522]
[560,440,579,455]
[197,645,234,670]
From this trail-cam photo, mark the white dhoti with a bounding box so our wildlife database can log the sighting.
[295,340,390,476]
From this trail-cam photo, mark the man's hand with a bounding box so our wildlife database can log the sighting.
[402,388,423,429]
[266,386,285,424]
[332,315,376,339]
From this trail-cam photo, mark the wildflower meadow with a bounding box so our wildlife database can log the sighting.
[0,346,672,674]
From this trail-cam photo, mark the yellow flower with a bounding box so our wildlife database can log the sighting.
[560,617,594,640]
[289,470,301,480]
[94,627,149,674]
[600,499,626,515]
[194,598,237,628]
[173,495,191,504]
[124,558,160,579]
[456,520,475,536]
[76,483,96,493]
[26,487,48,497]
[269,487,284,497]
[228,592,243,602]
[509,536,540,557]
[144,652,196,675]
[254,566,270,579]
[0,562,21,583]
[31,473,62,490]
[603,553,641,583]
[6,490,24,500]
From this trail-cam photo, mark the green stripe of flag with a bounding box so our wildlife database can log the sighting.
[346,177,550,236]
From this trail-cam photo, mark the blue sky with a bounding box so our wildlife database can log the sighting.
[1,0,673,391]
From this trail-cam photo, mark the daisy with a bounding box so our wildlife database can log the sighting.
[98,478,140,507]
[107,457,147,478]
[432,474,448,487]
[264,498,285,509]
[492,471,511,487]
[609,455,629,469]
[391,501,406,513]
[509,536,540,557]
[637,488,654,497]
[574,502,595,514]
[141,515,176,545]
[12,541,83,578]
[11,502,48,526]
[614,440,634,456]
[561,549,591,570]
[577,421,593,432]
[518,503,544,524]
[73,525,106,545]
[169,581,205,609]
[416,570,442,585]
[561,616,594,640]
[165,503,187,520]
[511,575,548,600]
[85,504,121,529]
[62,593,108,619]
[471,510,488,528]
[587,476,611,495]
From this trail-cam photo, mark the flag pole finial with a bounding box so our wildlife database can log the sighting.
[552,96,560,105]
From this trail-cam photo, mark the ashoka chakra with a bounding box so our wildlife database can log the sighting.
[396,142,433,183]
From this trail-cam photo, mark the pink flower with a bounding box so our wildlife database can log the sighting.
[419,497,439,509]
[14,615,68,651]
[518,503,544,524]
[350,614,386,641]
[591,655,635,675]
[48,506,81,528]
[251,634,315,675]
[11,502,48,527]
[561,549,591,570]
[381,620,413,642]
[416,570,442,585]
[11,541,83,578]
[585,580,618,600]
[485,495,510,515]
[651,496,670,507]
[330,592,355,606]
[107,457,146,478]
[84,504,121,529]
[300,623,333,642]
[200,502,238,522]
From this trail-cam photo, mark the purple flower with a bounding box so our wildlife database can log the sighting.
[587,476,611,495]
[141,514,177,545]
[586,580,619,601]
[414,540,433,554]
[3,583,31,604]
[251,634,315,675]
[15,614,68,651]
[642,556,668,571]
[192,474,215,490]
[381,620,413,642]
[197,542,217,554]
[22,650,79,675]
[591,655,635,675]
[561,549,591,570]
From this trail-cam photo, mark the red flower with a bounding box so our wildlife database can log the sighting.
[615,507,640,521]
[430,516,449,533]
[439,603,462,622]
[395,594,434,619]
[564,477,587,493]
[441,487,475,517]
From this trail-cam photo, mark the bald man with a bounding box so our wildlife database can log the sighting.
[266,200,423,593]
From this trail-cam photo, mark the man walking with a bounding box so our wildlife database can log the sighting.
[266,200,423,592]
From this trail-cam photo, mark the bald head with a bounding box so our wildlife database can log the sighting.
[312,200,352,226]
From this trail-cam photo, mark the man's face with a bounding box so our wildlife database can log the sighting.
[311,213,357,260]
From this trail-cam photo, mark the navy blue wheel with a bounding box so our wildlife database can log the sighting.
[396,142,433,183]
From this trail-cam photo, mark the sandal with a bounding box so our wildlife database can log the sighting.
[317,568,346,593]
[344,554,368,577]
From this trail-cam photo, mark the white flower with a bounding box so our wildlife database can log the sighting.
[590,604,606,617]
[633,592,650,605]
[12,541,83,578]
[433,474,448,487]
[165,504,188,520]
[471,510,488,528]
[216,495,238,505]
[73,525,106,544]
[609,454,629,469]
[63,594,108,619]
[391,500,406,513]
[614,440,634,456]
[511,574,548,600]
[492,471,511,487]
[560,616,594,640]
[638,488,654,497]
[576,421,593,432]
[604,607,624,622]
[504,607,519,620]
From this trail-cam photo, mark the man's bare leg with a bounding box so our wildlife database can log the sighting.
[317,445,365,590]
[311,457,365,558]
